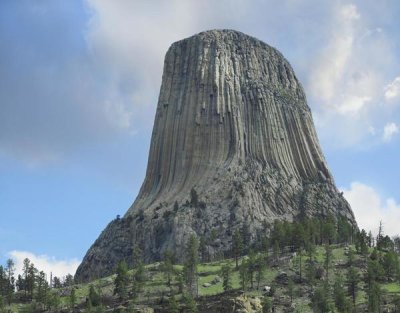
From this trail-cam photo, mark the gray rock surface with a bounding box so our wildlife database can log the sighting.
[75,30,356,282]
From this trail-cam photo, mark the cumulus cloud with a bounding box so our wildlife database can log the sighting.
[0,2,135,165]
[1,0,399,165]
[384,76,400,101]
[8,250,80,280]
[308,2,399,147]
[310,4,360,104]
[342,182,400,237]
[383,122,399,142]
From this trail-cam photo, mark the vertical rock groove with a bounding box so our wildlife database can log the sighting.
[75,30,356,282]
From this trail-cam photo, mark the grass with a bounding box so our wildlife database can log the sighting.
[383,283,400,294]
[4,246,399,312]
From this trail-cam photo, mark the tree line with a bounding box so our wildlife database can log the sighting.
[0,257,74,312]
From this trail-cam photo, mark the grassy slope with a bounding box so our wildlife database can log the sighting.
[6,246,400,312]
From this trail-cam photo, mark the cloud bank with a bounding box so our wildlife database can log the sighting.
[342,182,400,237]
[8,250,80,280]
[2,1,399,166]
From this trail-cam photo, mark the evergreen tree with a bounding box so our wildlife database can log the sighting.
[22,258,31,298]
[5,259,15,305]
[0,266,5,300]
[183,235,199,297]
[261,296,273,313]
[160,250,175,287]
[167,295,179,313]
[0,296,4,313]
[232,229,243,269]
[70,288,76,311]
[88,285,101,307]
[46,290,60,311]
[64,274,74,287]
[297,248,304,282]
[305,259,316,288]
[27,263,37,301]
[36,271,49,307]
[382,250,399,280]
[255,254,266,290]
[16,275,24,292]
[287,277,295,304]
[247,250,257,289]
[334,275,351,313]
[183,293,198,313]
[239,260,249,291]
[376,221,384,251]
[52,276,62,289]
[132,245,146,297]
[114,260,129,301]
[324,244,332,281]
[190,188,199,207]
[367,281,382,313]
[311,283,332,313]
[221,263,232,292]
[199,236,208,262]
[347,266,359,307]
[393,235,400,254]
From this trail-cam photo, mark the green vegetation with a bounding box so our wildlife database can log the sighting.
[1,218,400,312]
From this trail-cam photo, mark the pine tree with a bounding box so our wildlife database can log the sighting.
[367,281,382,313]
[190,188,199,207]
[261,296,273,313]
[5,259,15,305]
[167,295,179,313]
[239,260,249,291]
[183,293,198,313]
[324,244,332,281]
[52,276,62,288]
[255,254,266,290]
[36,271,49,307]
[220,264,232,292]
[46,290,60,311]
[347,266,359,307]
[247,250,257,289]
[114,261,129,300]
[311,283,332,313]
[232,229,243,269]
[183,235,199,297]
[132,245,146,297]
[64,274,74,287]
[160,250,175,287]
[88,285,101,307]
[334,275,350,313]
[27,263,37,301]
[287,277,295,304]
[22,258,30,298]
[70,288,76,311]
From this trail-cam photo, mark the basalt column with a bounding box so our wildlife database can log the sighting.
[75,30,356,282]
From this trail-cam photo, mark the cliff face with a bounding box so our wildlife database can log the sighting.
[75,30,355,282]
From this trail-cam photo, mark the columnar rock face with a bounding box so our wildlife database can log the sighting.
[75,30,356,282]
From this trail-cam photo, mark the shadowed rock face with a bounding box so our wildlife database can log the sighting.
[75,30,355,282]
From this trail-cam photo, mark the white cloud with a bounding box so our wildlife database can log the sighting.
[307,2,399,147]
[336,95,371,115]
[8,250,80,281]
[384,76,400,100]
[310,4,360,105]
[342,182,400,237]
[383,122,399,142]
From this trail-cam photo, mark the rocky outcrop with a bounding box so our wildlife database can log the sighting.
[75,30,356,282]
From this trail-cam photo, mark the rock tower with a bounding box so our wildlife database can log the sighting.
[75,30,355,282]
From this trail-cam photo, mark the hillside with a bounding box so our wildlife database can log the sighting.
[2,219,400,312]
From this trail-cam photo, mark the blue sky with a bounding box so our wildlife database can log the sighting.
[1,0,399,277]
